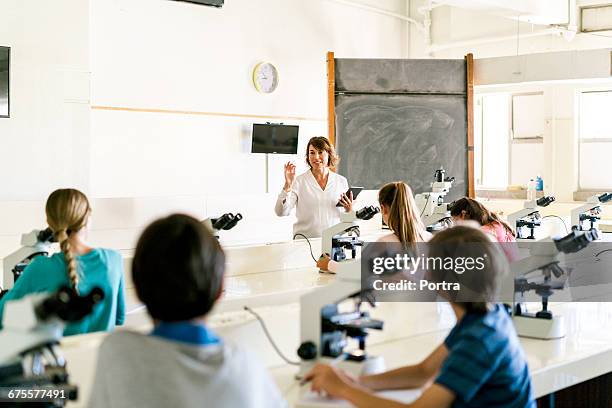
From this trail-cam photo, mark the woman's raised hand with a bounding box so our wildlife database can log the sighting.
[283,162,296,192]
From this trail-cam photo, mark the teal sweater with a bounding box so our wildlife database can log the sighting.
[0,248,125,336]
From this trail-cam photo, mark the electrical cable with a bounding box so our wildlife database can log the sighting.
[594,248,612,259]
[419,193,430,218]
[293,233,318,262]
[243,306,301,366]
[542,215,569,234]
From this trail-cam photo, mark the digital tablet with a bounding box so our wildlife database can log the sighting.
[336,186,364,206]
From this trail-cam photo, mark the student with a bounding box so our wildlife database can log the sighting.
[275,136,352,238]
[89,214,286,408]
[450,197,515,243]
[317,181,431,272]
[0,188,125,335]
[305,226,535,408]
[450,197,518,260]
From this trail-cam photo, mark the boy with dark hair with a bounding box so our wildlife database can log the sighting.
[90,214,286,408]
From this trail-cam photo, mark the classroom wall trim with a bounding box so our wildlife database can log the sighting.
[90,105,325,122]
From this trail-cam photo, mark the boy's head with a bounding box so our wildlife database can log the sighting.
[132,213,225,322]
[428,225,509,313]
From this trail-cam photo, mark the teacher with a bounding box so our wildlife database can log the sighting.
[274,136,353,238]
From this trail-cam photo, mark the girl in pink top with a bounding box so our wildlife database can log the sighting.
[450,197,519,261]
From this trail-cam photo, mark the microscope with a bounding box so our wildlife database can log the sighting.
[297,258,383,377]
[510,228,599,339]
[507,196,556,241]
[415,168,455,232]
[0,286,104,407]
[202,213,243,239]
[2,228,56,294]
[320,206,380,268]
[570,193,612,235]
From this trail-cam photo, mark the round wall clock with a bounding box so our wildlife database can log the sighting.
[253,62,279,93]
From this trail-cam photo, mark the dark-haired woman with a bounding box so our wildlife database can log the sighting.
[274,136,352,238]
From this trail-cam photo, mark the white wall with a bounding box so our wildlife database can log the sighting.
[0,0,90,200]
[0,0,409,255]
[89,0,407,198]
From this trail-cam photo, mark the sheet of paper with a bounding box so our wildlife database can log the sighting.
[296,388,421,408]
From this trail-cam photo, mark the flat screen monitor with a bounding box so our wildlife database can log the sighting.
[251,124,299,154]
[0,46,9,118]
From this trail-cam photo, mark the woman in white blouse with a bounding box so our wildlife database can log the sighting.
[274,136,353,238]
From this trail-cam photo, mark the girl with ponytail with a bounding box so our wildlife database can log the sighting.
[377,181,431,246]
[0,189,125,336]
[317,181,431,272]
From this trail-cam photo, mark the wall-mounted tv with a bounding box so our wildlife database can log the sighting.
[251,123,299,154]
[0,46,9,118]
[168,0,223,7]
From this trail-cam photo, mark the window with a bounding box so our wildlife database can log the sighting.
[475,92,545,190]
[579,90,612,190]
[509,93,545,187]
[476,93,510,188]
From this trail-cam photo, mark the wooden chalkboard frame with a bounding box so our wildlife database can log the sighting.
[326,52,475,198]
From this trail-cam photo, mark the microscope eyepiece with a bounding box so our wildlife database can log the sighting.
[36,228,56,243]
[224,213,243,230]
[536,196,556,207]
[211,213,243,231]
[598,192,612,203]
[356,206,380,220]
[554,228,598,254]
[434,168,445,183]
[36,286,105,323]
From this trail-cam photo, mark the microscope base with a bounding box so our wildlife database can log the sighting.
[512,314,565,340]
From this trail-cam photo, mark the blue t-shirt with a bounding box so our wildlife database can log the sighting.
[0,248,125,336]
[436,304,535,408]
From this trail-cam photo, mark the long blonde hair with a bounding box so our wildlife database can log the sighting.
[378,182,428,247]
[45,189,91,292]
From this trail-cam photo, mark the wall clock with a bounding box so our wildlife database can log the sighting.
[253,62,279,93]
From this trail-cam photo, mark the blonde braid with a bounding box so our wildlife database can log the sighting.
[56,228,79,293]
[46,189,90,294]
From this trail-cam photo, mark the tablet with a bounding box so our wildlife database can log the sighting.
[336,186,364,206]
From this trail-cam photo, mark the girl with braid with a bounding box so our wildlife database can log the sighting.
[0,188,125,335]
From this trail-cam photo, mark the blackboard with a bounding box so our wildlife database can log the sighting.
[333,58,470,201]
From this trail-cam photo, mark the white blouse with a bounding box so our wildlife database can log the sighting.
[274,170,349,238]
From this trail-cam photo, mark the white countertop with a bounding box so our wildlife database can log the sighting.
[271,302,612,406]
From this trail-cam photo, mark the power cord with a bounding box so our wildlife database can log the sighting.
[542,215,569,234]
[594,249,612,259]
[243,306,301,366]
[293,233,318,262]
[419,193,430,218]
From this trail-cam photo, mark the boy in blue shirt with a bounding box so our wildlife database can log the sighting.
[305,225,535,408]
